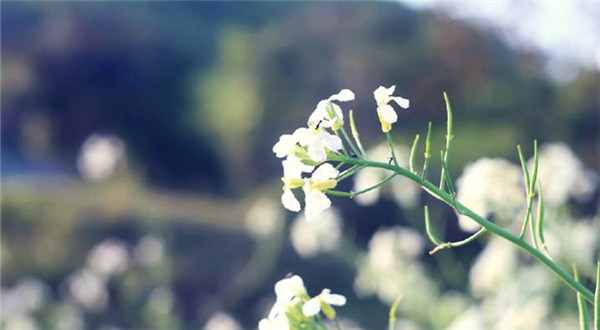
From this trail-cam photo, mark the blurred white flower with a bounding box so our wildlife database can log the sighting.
[204,312,241,330]
[456,158,525,232]
[373,85,409,133]
[469,238,517,297]
[290,208,342,258]
[531,142,597,206]
[67,269,108,312]
[1,278,49,318]
[146,286,174,315]
[446,307,484,330]
[87,239,129,278]
[354,226,436,323]
[2,315,38,330]
[545,217,598,265]
[302,288,346,317]
[49,302,84,330]
[134,236,165,267]
[77,134,126,181]
[244,198,283,239]
[353,143,420,208]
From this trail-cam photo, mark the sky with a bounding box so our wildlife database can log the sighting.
[404,0,600,84]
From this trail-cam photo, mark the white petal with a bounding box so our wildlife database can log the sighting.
[373,85,395,105]
[312,163,339,182]
[392,96,410,109]
[329,89,355,102]
[304,189,331,222]
[283,156,314,180]
[274,275,305,302]
[302,297,322,317]
[292,127,311,147]
[273,134,295,158]
[322,132,342,153]
[377,105,398,124]
[307,144,326,163]
[330,103,344,123]
[323,293,346,306]
[258,319,270,330]
[308,100,329,127]
[282,189,301,212]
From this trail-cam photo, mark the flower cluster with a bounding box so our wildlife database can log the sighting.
[272,86,410,221]
[272,89,354,221]
[258,275,346,330]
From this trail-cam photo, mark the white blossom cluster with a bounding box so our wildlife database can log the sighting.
[455,158,525,232]
[272,86,410,222]
[532,142,597,207]
[353,226,438,323]
[259,275,346,330]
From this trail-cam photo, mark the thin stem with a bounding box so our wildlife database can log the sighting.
[386,132,399,167]
[340,126,362,158]
[424,205,443,245]
[409,134,420,174]
[334,318,342,330]
[349,110,367,156]
[336,164,364,182]
[536,182,552,258]
[335,130,350,157]
[327,173,396,198]
[439,92,454,190]
[328,154,596,303]
[388,294,403,330]
[421,122,433,180]
[595,261,599,330]
[429,228,486,255]
[573,264,589,330]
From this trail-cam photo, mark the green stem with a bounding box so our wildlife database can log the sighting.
[386,132,399,167]
[573,264,589,330]
[326,173,397,198]
[335,164,366,183]
[328,154,595,303]
[439,92,454,190]
[340,127,362,158]
[429,227,486,255]
[349,110,367,156]
[335,130,350,157]
[409,134,420,174]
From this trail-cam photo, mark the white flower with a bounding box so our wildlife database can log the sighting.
[294,127,343,163]
[282,155,314,181]
[531,142,597,207]
[86,239,128,278]
[244,198,283,239]
[282,188,302,212]
[307,89,355,129]
[77,134,126,181]
[373,86,409,133]
[280,156,314,213]
[303,163,339,221]
[290,208,343,258]
[302,289,346,317]
[274,275,307,303]
[455,158,525,232]
[272,128,309,158]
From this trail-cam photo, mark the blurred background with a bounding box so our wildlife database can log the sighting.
[2,1,599,329]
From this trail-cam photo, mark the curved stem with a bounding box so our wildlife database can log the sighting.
[329,154,595,303]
